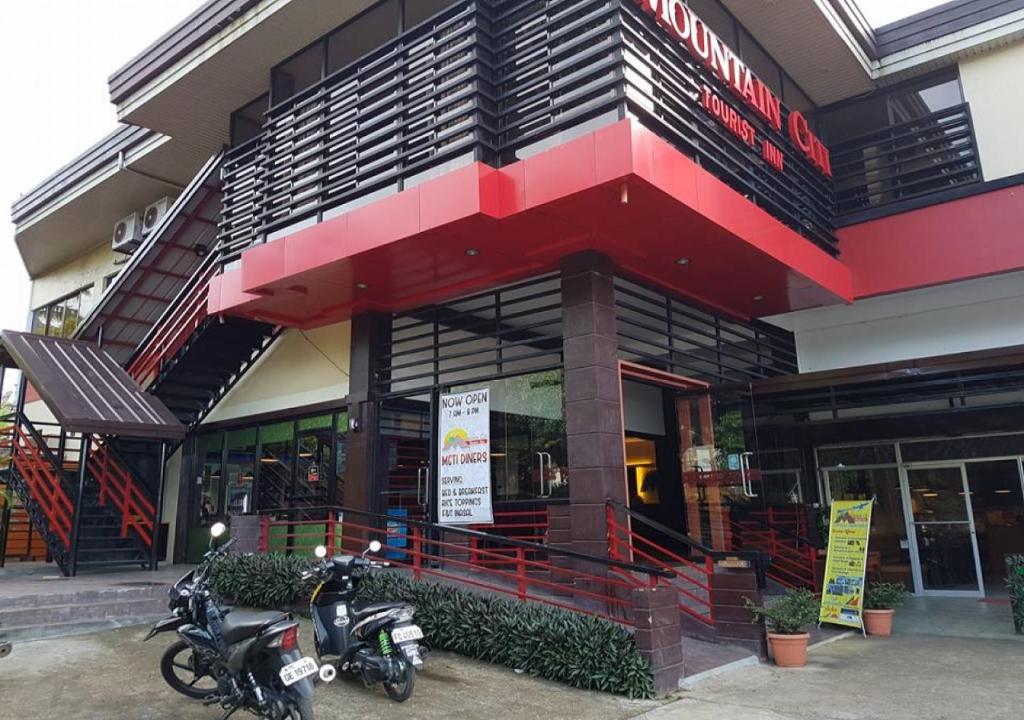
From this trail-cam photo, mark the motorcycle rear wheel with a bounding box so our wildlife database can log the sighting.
[383,659,415,703]
[160,640,218,699]
[283,692,315,720]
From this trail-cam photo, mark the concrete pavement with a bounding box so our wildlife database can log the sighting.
[639,633,1023,720]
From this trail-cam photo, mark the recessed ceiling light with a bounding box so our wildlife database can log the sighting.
[356,282,368,290]
[465,248,480,257]
[676,258,690,266]
[752,294,764,302]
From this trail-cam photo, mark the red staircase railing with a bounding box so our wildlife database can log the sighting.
[605,504,715,625]
[256,505,673,626]
[725,509,820,591]
[467,506,550,567]
[127,256,218,387]
[87,440,156,549]
[6,425,74,548]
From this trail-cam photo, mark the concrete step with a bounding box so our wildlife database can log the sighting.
[0,597,168,628]
[0,584,168,611]
[1,615,165,643]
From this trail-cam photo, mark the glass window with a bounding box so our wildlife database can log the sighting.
[272,41,325,104]
[296,419,333,508]
[901,434,1024,462]
[738,28,781,96]
[820,94,889,144]
[888,74,962,124]
[405,0,457,29]
[230,94,268,147]
[335,411,349,504]
[326,0,400,75]
[687,0,737,48]
[817,444,897,468]
[259,421,295,510]
[198,434,224,525]
[454,370,567,502]
[225,428,257,515]
[30,285,95,338]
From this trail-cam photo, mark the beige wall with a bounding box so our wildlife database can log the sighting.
[29,240,120,312]
[203,321,351,424]
[960,43,1024,181]
[163,447,182,563]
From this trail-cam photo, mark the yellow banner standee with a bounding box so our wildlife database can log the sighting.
[818,499,874,629]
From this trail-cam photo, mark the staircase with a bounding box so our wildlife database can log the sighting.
[727,508,821,591]
[2,416,155,575]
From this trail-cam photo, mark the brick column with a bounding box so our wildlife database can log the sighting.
[710,567,767,657]
[631,586,684,695]
[561,252,627,562]
[344,312,390,544]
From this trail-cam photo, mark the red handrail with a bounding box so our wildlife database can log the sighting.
[605,505,715,625]
[88,439,156,548]
[258,514,641,626]
[467,507,549,567]
[6,426,74,548]
[127,260,217,387]
[724,512,818,590]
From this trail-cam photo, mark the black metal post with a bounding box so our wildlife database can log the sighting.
[151,442,168,571]
[0,495,10,569]
[67,437,90,577]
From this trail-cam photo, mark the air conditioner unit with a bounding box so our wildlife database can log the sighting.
[141,196,174,235]
[112,212,142,254]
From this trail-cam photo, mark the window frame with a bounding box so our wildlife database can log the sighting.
[30,284,95,339]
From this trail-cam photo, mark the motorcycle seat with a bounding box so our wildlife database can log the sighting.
[352,602,406,620]
[219,610,289,644]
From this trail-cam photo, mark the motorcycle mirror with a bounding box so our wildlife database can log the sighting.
[210,522,227,539]
[314,545,328,559]
[368,540,383,554]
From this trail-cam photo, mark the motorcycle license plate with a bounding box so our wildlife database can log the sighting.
[279,657,318,686]
[391,625,423,644]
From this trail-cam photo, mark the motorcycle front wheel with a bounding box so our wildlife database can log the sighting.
[160,640,218,699]
[383,659,415,703]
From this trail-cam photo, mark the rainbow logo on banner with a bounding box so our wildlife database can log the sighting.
[819,499,874,629]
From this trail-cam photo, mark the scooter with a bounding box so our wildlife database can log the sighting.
[306,540,424,702]
[146,523,328,719]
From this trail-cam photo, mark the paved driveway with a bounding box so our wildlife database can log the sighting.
[640,633,1024,720]
[0,621,661,720]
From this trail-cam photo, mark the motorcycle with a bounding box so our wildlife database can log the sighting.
[306,540,424,702]
[146,522,327,719]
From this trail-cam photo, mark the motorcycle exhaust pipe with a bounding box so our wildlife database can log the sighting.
[318,664,337,683]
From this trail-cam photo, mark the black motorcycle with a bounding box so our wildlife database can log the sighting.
[306,540,424,702]
[146,523,325,719]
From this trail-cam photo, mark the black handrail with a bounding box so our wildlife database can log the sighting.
[256,504,674,580]
[606,499,762,564]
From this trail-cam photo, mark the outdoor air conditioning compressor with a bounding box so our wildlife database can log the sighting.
[142,196,174,235]
[112,212,142,254]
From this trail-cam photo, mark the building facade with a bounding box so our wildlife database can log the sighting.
[3,0,1024,605]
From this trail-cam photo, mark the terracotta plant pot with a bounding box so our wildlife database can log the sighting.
[767,632,810,668]
[863,608,895,636]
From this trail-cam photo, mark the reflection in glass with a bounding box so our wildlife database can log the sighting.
[295,416,333,509]
[225,428,256,515]
[965,461,1024,583]
[259,421,294,510]
[198,434,224,525]
[828,467,912,589]
[915,523,979,591]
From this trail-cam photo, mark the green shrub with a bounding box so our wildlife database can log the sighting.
[208,553,316,609]
[1007,554,1024,635]
[746,588,819,635]
[864,582,910,610]
[356,573,654,698]
[206,556,654,697]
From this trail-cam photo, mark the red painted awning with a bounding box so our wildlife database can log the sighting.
[208,119,852,327]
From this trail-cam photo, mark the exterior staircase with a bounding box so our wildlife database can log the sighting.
[2,416,156,575]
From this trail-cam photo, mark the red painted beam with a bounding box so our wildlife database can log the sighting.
[838,183,1024,298]
[209,119,853,327]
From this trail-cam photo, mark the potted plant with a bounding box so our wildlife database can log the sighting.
[863,582,910,636]
[746,589,819,668]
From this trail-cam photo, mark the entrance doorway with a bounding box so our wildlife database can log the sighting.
[823,444,1024,597]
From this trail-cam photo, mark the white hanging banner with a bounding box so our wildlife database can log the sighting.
[437,388,493,525]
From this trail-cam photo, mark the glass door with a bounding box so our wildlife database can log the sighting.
[904,464,984,596]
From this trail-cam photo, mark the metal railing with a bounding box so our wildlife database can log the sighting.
[256,504,673,626]
[218,0,842,265]
[724,507,822,591]
[88,438,157,550]
[831,103,980,216]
